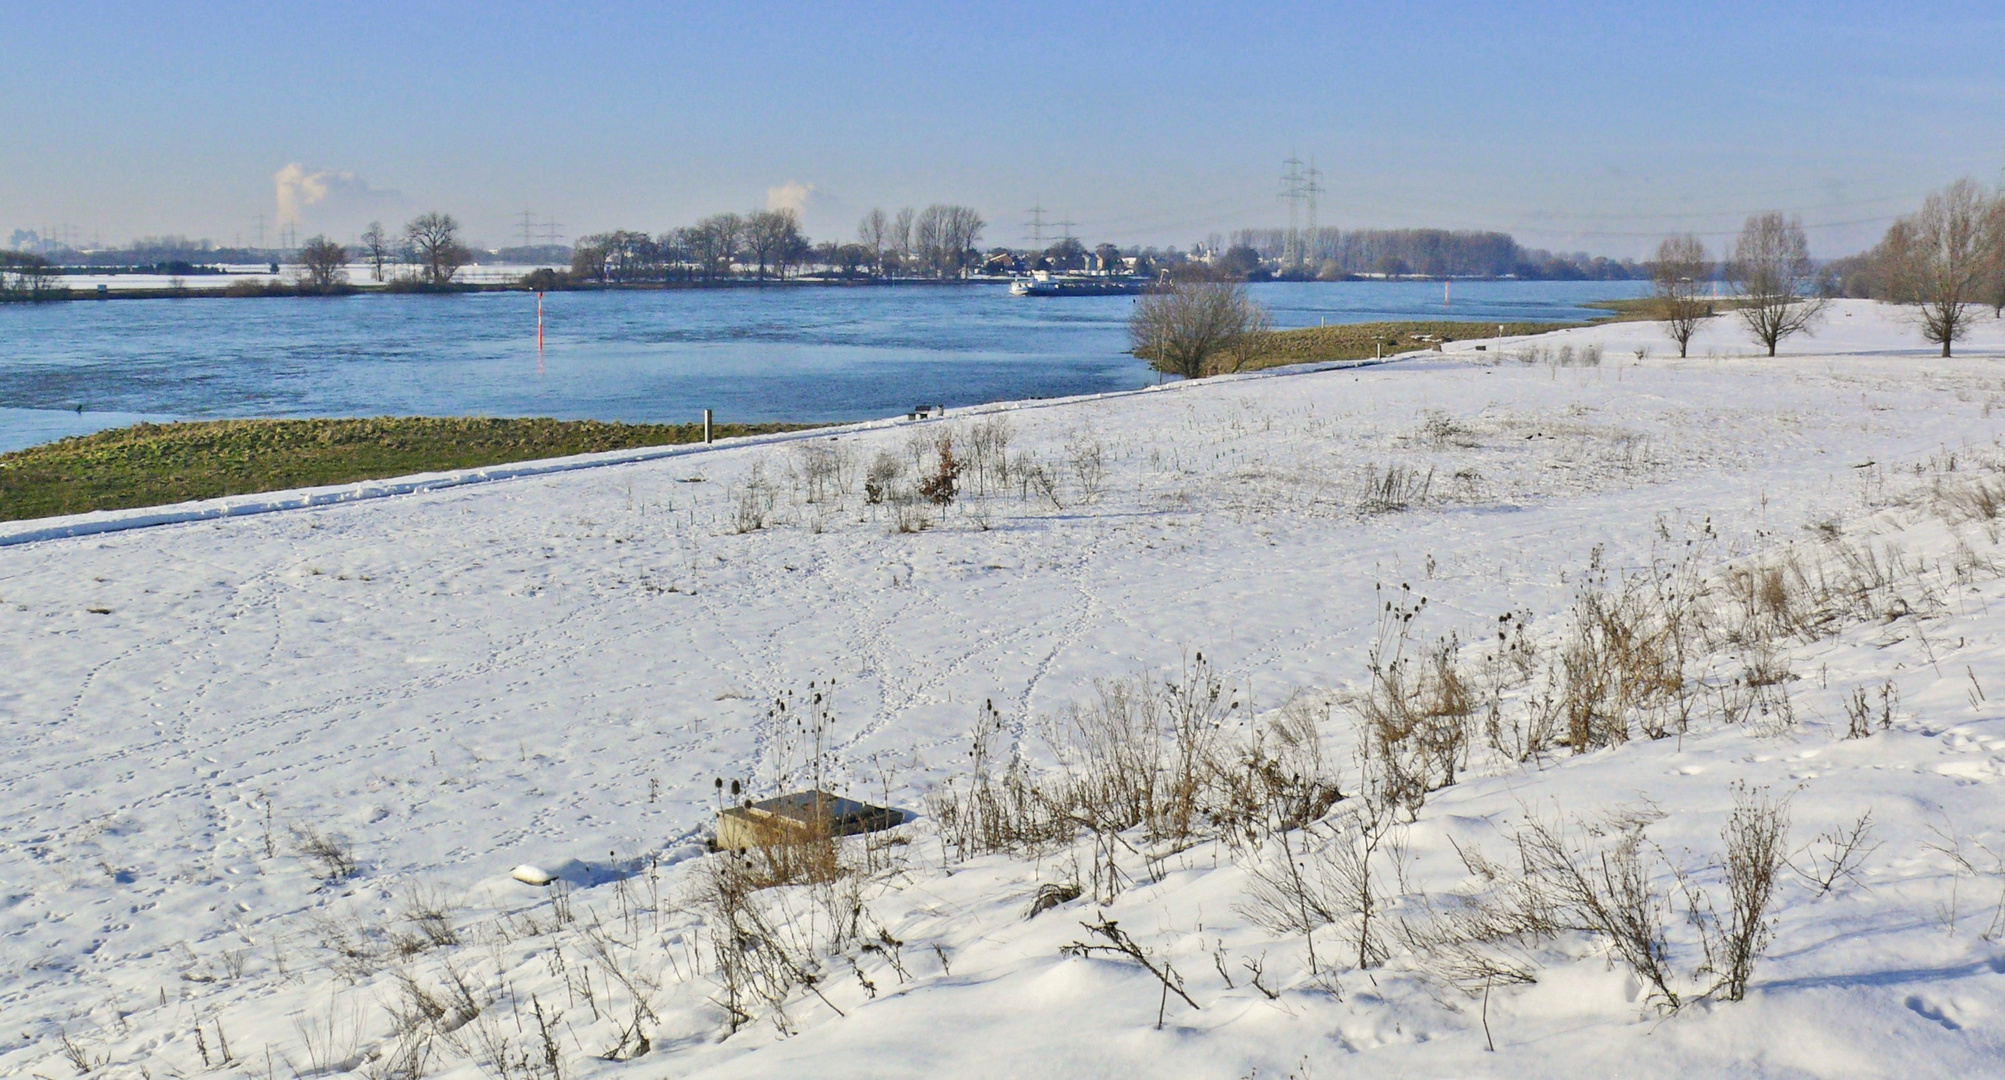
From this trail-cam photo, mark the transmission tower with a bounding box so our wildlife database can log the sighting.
[1054,212,1078,244]
[517,210,537,249]
[1279,156,1306,268]
[542,217,564,248]
[1024,205,1047,249]
[252,214,267,251]
[1303,158,1323,266]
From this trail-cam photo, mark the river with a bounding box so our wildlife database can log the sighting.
[0,279,1649,452]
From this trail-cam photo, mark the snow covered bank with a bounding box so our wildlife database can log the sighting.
[4,300,2005,1077]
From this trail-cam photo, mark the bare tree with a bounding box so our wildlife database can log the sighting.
[686,213,742,279]
[891,207,916,274]
[909,204,985,278]
[744,209,804,280]
[858,208,889,276]
[297,235,348,288]
[0,250,67,301]
[1129,279,1271,379]
[1652,234,1711,357]
[1728,212,1826,356]
[403,212,470,286]
[1881,178,1996,356]
[359,221,389,281]
[1986,191,2005,317]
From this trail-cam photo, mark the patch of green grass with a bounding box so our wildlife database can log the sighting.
[1220,320,1593,372]
[1579,297,1662,322]
[0,416,820,523]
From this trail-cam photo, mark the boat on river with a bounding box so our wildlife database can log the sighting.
[1008,271,1152,297]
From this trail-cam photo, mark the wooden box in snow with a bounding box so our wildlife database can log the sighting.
[716,790,903,851]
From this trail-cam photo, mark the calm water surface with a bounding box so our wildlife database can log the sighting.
[0,279,1647,452]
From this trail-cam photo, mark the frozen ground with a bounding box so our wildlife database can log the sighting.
[3,300,2005,1077]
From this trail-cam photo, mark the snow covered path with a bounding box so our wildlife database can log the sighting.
[5,300,2005,1076]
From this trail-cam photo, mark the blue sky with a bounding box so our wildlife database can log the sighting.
[4,1,2001,257]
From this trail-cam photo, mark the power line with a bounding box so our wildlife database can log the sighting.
[1024,204,1047,248]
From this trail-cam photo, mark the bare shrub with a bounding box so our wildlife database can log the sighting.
[790,440,853,506]
[1241,800,1400,975]
[1391,841,1554,994]
[293,824,358,881]
[58,1028,105,1074]
[927,699,1074,860]
[1129,278,1271,379]
[1012,452,1063,509]
[1554,568,1696,751]
[1351,586,1473,812]
[862,449,902,506]
[966,415,1014,496]
[1414,408,1478,449]
[1066,432,1107,501]
[1355,462,1434,515]
[389,885,461,957]
[306,909,385,982]
[1688,785,1790,1000]
[1924,820,2005,940]
[733,460,777,533]
[892,494,933,533]
[692,852,847,1037]
[1791,810,1878,897]
[1060,918,1199,1027]
[1516,811,1682,1011]
[931,658,1339,863]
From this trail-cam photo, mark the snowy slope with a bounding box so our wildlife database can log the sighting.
[3,299,2005,1077]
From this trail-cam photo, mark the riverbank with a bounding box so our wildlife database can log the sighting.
[1215,318,1595,372]
[4,275,1014,303]
[0,416,820,522]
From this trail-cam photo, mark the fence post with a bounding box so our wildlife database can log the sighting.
[703,408,713,444]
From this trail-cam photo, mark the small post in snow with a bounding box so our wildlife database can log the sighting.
[703,408,713,444]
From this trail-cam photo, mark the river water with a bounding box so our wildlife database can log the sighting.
[0,279,1647,452]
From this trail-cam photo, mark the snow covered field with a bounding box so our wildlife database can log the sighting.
[5,300,2005,1078]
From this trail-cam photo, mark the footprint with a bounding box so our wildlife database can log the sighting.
[1906,995,1961,1030]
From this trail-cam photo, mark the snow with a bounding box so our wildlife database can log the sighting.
[4,298,2005,1077]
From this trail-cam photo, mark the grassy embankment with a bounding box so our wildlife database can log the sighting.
[0,416,819,523]
[1206,297,1688,373]
[1217,319,1593,373]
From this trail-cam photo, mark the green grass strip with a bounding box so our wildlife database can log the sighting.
[0,416,820,523]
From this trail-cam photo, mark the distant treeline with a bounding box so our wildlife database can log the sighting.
[1224,227,1646,280]
[13,237,572,268]
[568,204,986,284]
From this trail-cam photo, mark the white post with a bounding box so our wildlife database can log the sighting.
[703,409,713,444]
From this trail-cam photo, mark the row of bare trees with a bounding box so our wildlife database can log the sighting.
[571,210,807,283]
[1652,213,1829,358]
[290,213,471,290]
[1655,182,2005,358]
[856,205,986,277]
[570,203,986,284]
